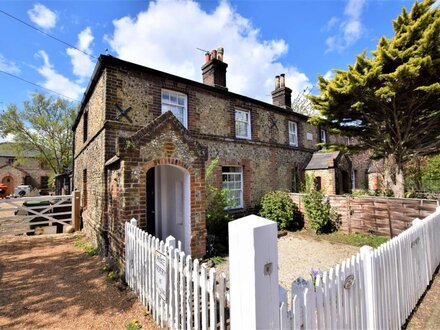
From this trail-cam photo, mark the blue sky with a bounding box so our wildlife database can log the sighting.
[0,0,438,116]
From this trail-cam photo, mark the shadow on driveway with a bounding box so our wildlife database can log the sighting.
[0,234,157,330]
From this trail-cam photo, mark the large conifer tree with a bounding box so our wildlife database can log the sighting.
[309,0,440,197]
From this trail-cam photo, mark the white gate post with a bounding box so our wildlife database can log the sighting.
[229,215,280,329]
[361,245,375,330]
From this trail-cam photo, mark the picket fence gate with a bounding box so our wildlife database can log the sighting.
[280,206,440,329]
[125,219,229,330]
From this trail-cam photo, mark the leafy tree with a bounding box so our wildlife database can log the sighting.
[0,93,76,175]
[421,154,440,190]
[309,0,440,198]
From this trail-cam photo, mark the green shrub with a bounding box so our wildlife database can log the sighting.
[205,158,234,256]
[259,190,301,230]
[303,189,338,234]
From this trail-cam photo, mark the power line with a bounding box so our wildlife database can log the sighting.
[0,9,97,60]
[0,69,81,103]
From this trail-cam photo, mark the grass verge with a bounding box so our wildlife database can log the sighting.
[296,228,388,248]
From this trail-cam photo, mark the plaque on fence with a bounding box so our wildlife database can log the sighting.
[155,250,168,302]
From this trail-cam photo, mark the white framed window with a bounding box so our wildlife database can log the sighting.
[235,109,251,139]
[288,121,298,146]
[352,168,357,189]
[161,89,187,128]
[222,166,243,209]
[320,129,327,144]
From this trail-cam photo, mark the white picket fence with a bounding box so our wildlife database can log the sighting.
[281,206,440,329]
[125,219,229,330]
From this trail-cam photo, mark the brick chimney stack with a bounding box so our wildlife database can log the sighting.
[271,73,292,108]
[201,47,228,90]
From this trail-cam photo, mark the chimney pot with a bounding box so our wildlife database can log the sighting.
[280,74,286,88]
[217,47,224,61]
[271,73,292,108]
[201,47,228,89]
[275,75,280,89]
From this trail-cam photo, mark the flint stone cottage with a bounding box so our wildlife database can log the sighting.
[73,50,368,259]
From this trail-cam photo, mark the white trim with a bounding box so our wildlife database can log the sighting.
[161,89,188,128]
[320,129,327,144]
[222,166,243,209]
[288,121,298,147]
[235,109,251,140]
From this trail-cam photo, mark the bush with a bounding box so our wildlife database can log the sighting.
[205,158,233,257]
[303,189,338,234]
[259,190,301,230]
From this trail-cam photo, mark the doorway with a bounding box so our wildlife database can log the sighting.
[2,176,14,196]
[146,165,191,254]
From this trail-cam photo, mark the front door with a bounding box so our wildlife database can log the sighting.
[146,167,156,235]
[146,165,190,254]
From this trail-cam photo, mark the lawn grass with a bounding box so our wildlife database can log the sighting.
[295,227,388,248]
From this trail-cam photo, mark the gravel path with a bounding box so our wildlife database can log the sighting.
[406,269,440,329]
[0,234,157,330]
[215,231,360,290]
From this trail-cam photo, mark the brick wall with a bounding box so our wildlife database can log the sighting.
[73,57,372,261]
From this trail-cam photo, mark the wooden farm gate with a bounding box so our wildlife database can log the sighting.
[0,192,80,236]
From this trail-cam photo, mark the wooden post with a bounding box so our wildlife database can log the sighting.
[361,245,376,330]
[229,215,280,329]
[71,191,81,231]
[387,200,393,237]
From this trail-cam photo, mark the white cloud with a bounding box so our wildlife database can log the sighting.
[27,3,57,30]
[323,70,334,80]
[325,0,366,53]
[0,134,14,143]
[0,54,20,74]
[66,27,95,80]
[35,50,84,100]
[105,0,311,102]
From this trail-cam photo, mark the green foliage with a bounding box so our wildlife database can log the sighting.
[421,154,440,184]
[259,190,302,230]
[331,232,388,248]
[73,238,98,256]
[205,158,234,256]
[210,256,226,266]
[302,176,338,233]
[308,0,440,197]
[125,320,141,330]
[0,93,76,175]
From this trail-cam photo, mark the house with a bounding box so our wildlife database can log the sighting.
[72,50,370,259]
[0,142,52,196]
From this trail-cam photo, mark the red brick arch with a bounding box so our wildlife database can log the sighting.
[141,158,195,175]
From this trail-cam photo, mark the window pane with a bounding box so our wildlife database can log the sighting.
[161,90,187,127]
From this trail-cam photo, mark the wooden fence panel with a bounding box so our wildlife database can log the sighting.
[290,194,438,238]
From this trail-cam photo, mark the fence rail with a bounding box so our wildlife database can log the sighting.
[0,194,73,236]
[125,219,229,329]
[290,193,439,237]
[281,206,440,329]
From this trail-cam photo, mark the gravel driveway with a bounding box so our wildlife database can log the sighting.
[215,231,360,290]
[0,234,157,330]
